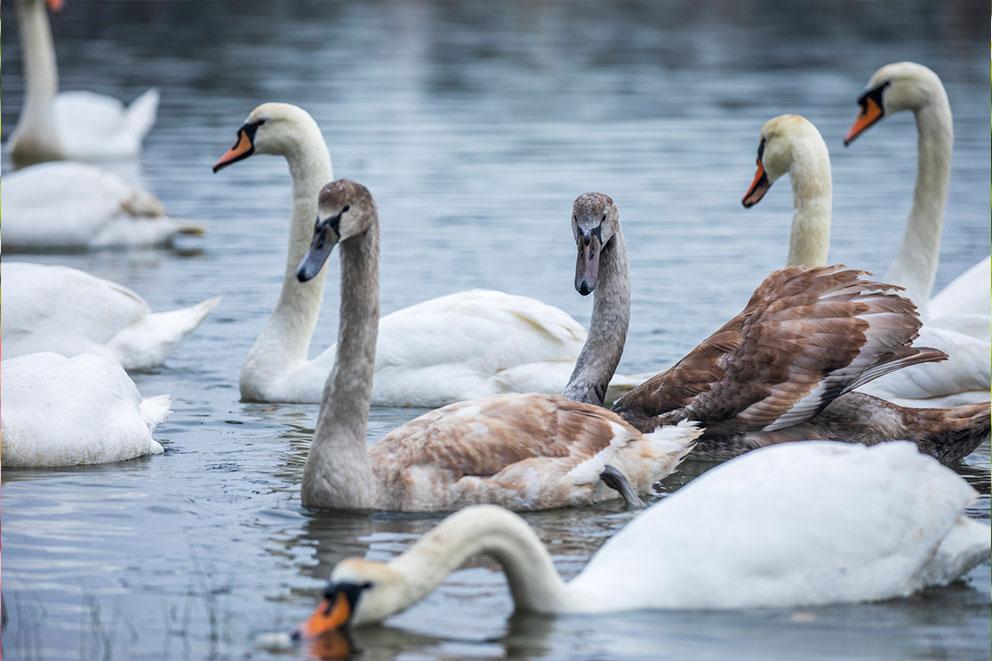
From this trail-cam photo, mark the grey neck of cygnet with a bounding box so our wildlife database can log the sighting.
[303,218,380,509]
[886,94,952,315]
[562,226,630,405]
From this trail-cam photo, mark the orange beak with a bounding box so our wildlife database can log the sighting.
[296,593,352,639]
[844,96,884,146]
[741,162,771,208]
[47,0,64,11]
[213,130,254,172]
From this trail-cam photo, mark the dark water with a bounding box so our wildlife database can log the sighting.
[2,1,989,659]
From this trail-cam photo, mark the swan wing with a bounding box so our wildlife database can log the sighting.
[1,262,150,359]
[368,393,694,510]
[53,88,158,157]
[573,441,986,610]
[930,256,991,323]
[1,353,166,467]
[613,266,938,432]
[857,324,990,405]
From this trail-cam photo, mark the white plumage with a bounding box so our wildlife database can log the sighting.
[2,353,170,467]
[2,262,219,370]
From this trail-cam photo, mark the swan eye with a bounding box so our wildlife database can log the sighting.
[601,214,606,222]
[342,205,350,213]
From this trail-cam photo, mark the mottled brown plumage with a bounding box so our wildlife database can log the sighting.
[613,265,989,461]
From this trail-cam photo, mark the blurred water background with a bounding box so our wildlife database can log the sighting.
[2,1,989,659]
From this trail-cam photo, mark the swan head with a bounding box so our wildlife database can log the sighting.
[742,114,827,207]
[297,179,376,282]
[571,192,620,295]
[844,62,944,146]
[213,102,321,172]
[294,558,404,637]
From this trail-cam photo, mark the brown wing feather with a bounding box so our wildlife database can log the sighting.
[613,265,944,434]
[370,393,629,480]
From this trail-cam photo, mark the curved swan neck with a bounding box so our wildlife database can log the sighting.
[387,508,572,616]
[886,93,952,315]
[302,219,380,509]
[785,139,832,267]
[563,226,630,405]
[243,129,333,376]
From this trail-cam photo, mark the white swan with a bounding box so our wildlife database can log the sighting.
[2,262,220,370]
[742,114,989,408]
[293,441,989,635]
[290,180,700,511]
[843,61,990,335]
[2,353,171,467]
[213,102,638,407]
[2,162,205,251]
[8,0,158,166]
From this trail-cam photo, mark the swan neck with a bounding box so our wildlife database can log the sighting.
[887,98,952,315]
[243,134,333,376]
[786,142,832,267]
[563,227,630,405]
[388,509,572,617]
[303,219,380,509]
[18,0,59,108]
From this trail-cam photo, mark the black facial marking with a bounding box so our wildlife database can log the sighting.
[213,119,265,172]
[756,137,766,165]
[324,581,372,613]
[857,80,891,116]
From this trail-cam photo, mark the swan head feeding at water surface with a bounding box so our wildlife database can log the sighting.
[212,102,325,172]
[844,62,947,146]
[296,180,377,282]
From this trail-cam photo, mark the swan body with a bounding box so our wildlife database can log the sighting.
[8,0,158,166]
[930,257,991,338]
[2,162,203,251]
[2,262,219,370]
[216,103,637,407]
[297,441,989,634]
[844,62,989,331]
[2,352,170,467]
[294,181,700,512]
[744,113,989,408]
[613,264,989,461]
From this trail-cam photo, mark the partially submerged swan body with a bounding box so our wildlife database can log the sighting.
[8,0,158,166]
[214,102,638,407]
[293,181,700,512]
[295,441,990,635]
[741,113,989,409]
[2,262,219,370]
[844,61,989,334]
[2,353,170,467]
[2,162,204,251]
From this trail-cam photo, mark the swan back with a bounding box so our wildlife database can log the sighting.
[2,352,167,466]
[573,441,984,610]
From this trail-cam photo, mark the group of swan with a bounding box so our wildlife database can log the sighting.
[4,0,199,251]
[288,176,987,512]
[295,441,989,635]
[741,63,989,408]
[3,24,988,630]
[211,102,639,407]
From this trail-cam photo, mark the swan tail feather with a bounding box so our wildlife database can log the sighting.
[109,297,221,370]
[140,394,173,431]
[125,88,160,141]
